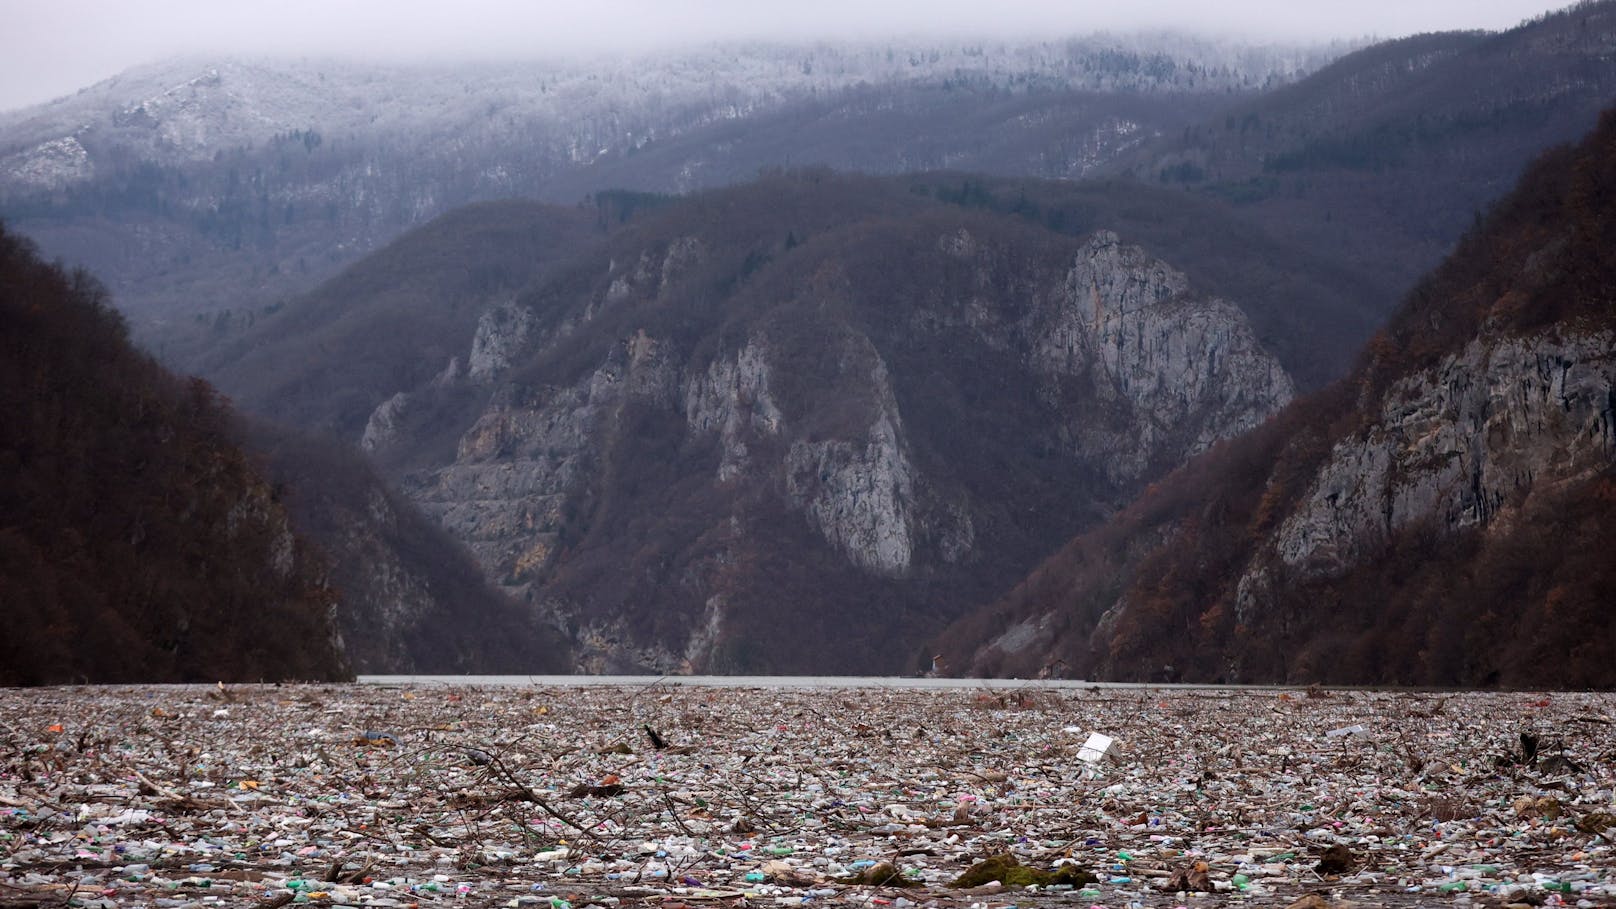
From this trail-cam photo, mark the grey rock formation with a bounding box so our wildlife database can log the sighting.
[1275,329,1616,578]
[408,324,685,583]
[784,393,917,576]
[684,339,782,481]
[1032,231,1296,481]
[605,237,706,308]
[360,391,411,452]
[319,219,1297,672]
[413,381,598,584]
[468,300,538,382]
[0,136,94,191]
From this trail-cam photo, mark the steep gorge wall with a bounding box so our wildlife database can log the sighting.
[357,218,1295,673]
[941,108,1616,687]
[1272,331,1615,580]
[1032,232,1295,481]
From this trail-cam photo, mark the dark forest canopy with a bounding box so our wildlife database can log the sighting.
[0,224,350,684]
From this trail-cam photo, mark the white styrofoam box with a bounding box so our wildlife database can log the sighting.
[1078,732,1117,763]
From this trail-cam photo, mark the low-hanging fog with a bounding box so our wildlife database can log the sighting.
[1,0,1571,111]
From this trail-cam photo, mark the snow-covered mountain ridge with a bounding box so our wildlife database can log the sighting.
[0,35,1347,349]
[1,35,1341,168]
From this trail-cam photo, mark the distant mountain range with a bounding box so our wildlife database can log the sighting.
[0,35,1340,358]
[2,5,1614,682]
[1129,2,1616,298]
[2,7,1610,378]
[204,176,1328,673]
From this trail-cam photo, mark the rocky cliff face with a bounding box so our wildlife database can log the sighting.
[1034,232,1295,482]
[468,300,539,382]
[937,109,1616,687]
[247,425,573,675]
[782,344,918,576]
[1273,331,1615,579]
[947,325,1616,687]
[684,339,783,482]
[343,186,1294,673]
[412,336,670,590]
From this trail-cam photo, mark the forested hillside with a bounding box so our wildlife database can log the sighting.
[937,109,1616,687]
[0,225,348,684]
[0,222,570,681]
[204,170,1348,673]
[1129,1,1616,299]
[0,36,1330,364]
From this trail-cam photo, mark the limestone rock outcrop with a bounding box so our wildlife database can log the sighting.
[385,220,1293,672]
[1275,332,1615,577]
[1034,231,1295,481]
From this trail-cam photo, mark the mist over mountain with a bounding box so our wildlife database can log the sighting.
[1124,1,1616,299]
[1,6,1608,383]
[0,35,1338,362]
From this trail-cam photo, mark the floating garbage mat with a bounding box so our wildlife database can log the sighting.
[0,683,1613,908]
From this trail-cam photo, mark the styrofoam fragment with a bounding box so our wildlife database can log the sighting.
[1078,732,1117,763]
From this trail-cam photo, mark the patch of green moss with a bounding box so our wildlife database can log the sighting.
[950,853,1096,889]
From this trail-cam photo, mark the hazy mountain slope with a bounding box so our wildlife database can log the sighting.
[555,87,1201,196]
[242,425,573,674]
[213,173,1383,442]
[899,174,1387,389]
[936,109,1616,687]
[0,38,1334,355]
[0,213,571,680]
[0,224,348,684]
[1127,2,1616,301]
[202,200,600,445]
[217,172,1320,672]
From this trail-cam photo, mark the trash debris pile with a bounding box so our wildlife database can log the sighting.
[1,683,1612,909]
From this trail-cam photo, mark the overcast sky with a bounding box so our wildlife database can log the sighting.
[1,0,1570,112]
